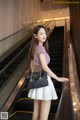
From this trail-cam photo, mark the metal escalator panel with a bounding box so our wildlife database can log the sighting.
[0,37,31,89]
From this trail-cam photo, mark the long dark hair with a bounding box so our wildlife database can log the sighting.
[29,25,49,60]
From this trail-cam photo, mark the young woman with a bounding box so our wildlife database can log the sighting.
[28,25,69,120]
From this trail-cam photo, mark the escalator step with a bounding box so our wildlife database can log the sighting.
[13,99,33,111]
[50,54,63,57]
[49,65,62,69]
[20,90,29,98]
[49,48,63,51]
[9,112,32,120]
[8,111,55,120]
[13,99,58,113]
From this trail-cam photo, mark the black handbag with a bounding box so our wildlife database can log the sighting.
[26,71,48,90]
[25,54,48,90]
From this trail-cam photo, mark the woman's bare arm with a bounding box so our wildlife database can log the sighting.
[39,54,69,82]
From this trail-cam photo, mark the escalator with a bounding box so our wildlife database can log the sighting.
[0,37,31,89]
[8,26,64,120]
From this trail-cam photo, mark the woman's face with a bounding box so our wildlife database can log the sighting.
[35,28,47,45]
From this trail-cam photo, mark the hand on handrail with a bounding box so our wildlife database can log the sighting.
[58,77,69,82]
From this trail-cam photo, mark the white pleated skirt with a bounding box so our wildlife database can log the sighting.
[28,75,58,100]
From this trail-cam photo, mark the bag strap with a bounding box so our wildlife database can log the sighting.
[30,52,42,80]
[30,60,34,80]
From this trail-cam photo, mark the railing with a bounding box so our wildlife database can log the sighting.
[67,24,80,120]
[0,42,30,76]
[0,22,37,42]
[54,19,75,120]
[0,41,31,109]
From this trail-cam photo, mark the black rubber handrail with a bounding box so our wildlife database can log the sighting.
[0,41,31,75]
[0,21,49,42]
[0,22,37,42]
[54,20,75,120]
[54,82,75,120]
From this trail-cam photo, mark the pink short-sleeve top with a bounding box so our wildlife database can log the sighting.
[34,45,50,72]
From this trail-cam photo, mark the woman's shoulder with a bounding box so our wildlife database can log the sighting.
[36,45,45,55]
[36,45,45,51]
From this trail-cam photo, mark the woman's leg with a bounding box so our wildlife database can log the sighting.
[32,99,41,120]
[39,100,51,120]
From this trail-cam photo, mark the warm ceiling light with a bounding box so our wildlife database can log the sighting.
[73,102,77,106]
[37,20,41,23]
[49,13,51,16]
[41,16,70,22]
[74,108,77,111]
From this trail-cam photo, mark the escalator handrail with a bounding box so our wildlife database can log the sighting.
[54,19,75,120]
[0,22,37,42]
[0,21,50,42]
[67,20,80,119]
[0,41,31,75]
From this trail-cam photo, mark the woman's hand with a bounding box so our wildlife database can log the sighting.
[58,77,69,82]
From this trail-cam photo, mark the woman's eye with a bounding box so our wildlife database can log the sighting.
[40,33,43,35]
[40,33,46,35]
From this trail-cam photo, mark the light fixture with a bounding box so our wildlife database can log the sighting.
[73,102,77,106]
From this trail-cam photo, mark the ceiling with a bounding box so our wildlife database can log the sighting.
[40,0,69,26]
[41,0,67,2]
[40,0,68,11]
[40,0,69,18]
